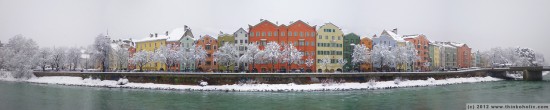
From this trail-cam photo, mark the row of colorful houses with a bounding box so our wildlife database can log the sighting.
[124,19,478,72]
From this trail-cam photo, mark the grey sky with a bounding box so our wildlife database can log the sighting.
[1,0,549,60]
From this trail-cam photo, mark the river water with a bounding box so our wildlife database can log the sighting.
[1,75,549,110]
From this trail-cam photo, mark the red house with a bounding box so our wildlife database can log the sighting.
[248,20,317,72]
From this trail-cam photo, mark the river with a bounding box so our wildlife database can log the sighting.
[0,75,549,110]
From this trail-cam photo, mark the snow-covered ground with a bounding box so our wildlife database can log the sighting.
[25,76,502,92]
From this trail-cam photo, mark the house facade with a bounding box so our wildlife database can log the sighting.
[217,33,236,72]
[195,35,218,72]
[360,36,373,72]
[343,33,360,72]
[248,20,316,72]
[316,23,343,72]
[233,28,249,71]
[403,34,430,71]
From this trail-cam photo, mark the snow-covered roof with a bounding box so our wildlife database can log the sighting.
[449,42,466,47]
[134,34,168,43]
[382,30,405,42]
[135,28,190,43]
[402,34,419,39]
[166,28,187,42]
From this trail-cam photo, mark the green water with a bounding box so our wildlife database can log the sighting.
[1,76,549,110]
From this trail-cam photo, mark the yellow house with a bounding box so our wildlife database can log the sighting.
[134,33,168,71]
[316,23,344,72]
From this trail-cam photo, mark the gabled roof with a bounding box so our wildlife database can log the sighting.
[287,20,316,29]
[381,30,405,42]
[249,20,278,29]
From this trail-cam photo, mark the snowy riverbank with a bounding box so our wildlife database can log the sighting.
[24,76,503,92]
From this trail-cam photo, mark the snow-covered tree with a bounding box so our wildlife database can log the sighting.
[281,43,303,72]
[371,44,395,71]
[153,45,181,71]
[351,44,370,71]
[93,34,111,72]
[67,47,81,71]
[337,58,348,72]
[193,45,207,72]
[318,56,330,72]
[239,43,260,72]
[178,45,193,71]
[2,35,39,79]
[481,47,537,67]
[262,42,281,72]
[36,47,52,71]
[214,42,240,72]
[403,44,419,71]
[305,55,315,71]
[51,47,67,71]
[130,50,152,72]
[113,46,129,71]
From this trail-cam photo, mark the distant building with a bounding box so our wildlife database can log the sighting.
[133,27,192,71]
[217,32,235,72]
[316,23,344,72]
[195,35,218,72]
[343,33,360,72]
[109,38,134,71]
[429,43,442,71]
[233,28,249,71]
[360,36,373,72]
[0,40,3,47]
[178,26,196,72]
[435,41,458,69]
[448,42,471,68]
[403,34,430,71]
[248,20,316,72]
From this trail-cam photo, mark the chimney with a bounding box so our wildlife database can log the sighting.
[150,33,153,38]
[155,33,158,37]
[165,31,169,36]
[392,28,398,34]
[260,19,264,22]
[184,25,188,30]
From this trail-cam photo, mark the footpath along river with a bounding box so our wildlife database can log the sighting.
[0,75,549,110]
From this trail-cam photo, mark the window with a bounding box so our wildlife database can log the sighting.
[325,36,328,39]
[306,32,309,37]
[256,32,260,36]
[305,42,309,46]
[262,32,265,36]
[268,32,271,36]
[281,32,285,36]
[299,41,304,46]
[311,32,315,37]
[240,40,243,43]
[250,33,253,37]
[245,40,248,43]
[206,45,211,50]
[338,36,341,40]
[235,40,238,43]
[332,29,335,32]
[332,36,335,40]
[300,32,303,37]
[274,32,278,36]
[294,32,298,36]
[288,31,292,36]
[318,35,322,39]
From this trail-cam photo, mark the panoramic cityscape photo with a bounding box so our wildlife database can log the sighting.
[0,0,549,110]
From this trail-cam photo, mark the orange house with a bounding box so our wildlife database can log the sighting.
[455,44,471,68]
[360,36,373,71]
[195,35,218,72]
[248,20,316,72]
[403,34,430,71]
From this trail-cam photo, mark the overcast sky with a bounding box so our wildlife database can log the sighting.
[1,0,549,60]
